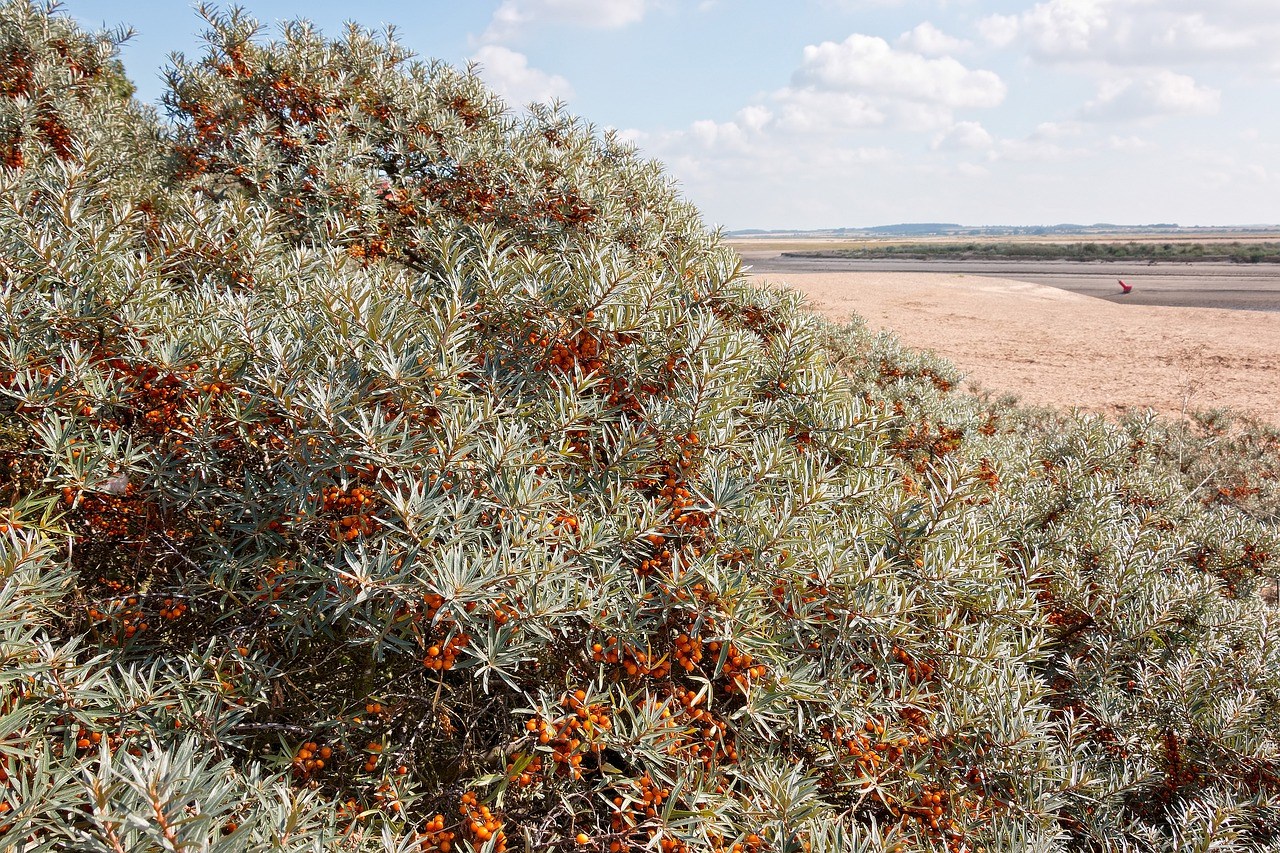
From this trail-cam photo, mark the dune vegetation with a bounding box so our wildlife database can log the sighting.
[1,4,1278,851]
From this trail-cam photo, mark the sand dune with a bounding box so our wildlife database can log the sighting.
[760,270,1280,426]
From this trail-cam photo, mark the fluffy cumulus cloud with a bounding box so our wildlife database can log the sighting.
[476,0,637,107]
[613,29,1012,224]
[636,30,1006,169]
[795,35,1006,110]
[1108,134,1149,151]
[483,0,648,42]
[606,26,1022,227]
[977,14,1020,48]
[735,105,773,133]
[972,0,1255,137]
[819,0,909,8]
[999,0,1110,57]
[980,0,1279,67]
[658,35,989,154]
[896,22,970,57]
[770,89,886,133]
[471,45,574,105]
[933,121,993,151]
[1029,121,1084,140]
[1081,70,1220,120]
[689,118,749,151]
[929,120,1102,166]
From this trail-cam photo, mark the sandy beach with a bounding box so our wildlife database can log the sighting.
[738,258,1280,426]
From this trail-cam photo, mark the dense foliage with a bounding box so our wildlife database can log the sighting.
[2,4,1278,851]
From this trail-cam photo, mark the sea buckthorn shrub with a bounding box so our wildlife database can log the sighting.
[822,321,1280,848]
[1,4,1278,852]
[0,1,164,197]
[1117,409,1280,526]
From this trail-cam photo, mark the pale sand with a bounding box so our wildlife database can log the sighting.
[760,271,1280,426]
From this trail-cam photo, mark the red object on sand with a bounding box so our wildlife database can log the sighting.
[1118,279,1133,294]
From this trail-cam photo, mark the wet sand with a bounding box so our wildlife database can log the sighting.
[735,254,1280,425]
[738,251,1280,312]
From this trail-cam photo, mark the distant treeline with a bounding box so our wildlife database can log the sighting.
[783,241,1280,263]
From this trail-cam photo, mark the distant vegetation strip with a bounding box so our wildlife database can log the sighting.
[784,241,1280,263]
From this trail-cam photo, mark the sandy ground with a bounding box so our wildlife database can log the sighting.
[738,251,1280,311]
[749,268,1280,425]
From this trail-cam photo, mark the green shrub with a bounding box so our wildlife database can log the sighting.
[1,4,1277,851]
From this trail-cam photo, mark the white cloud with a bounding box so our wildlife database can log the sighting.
[483,0,648,42]
[471,45,574,105]
[610,29,1011,225]
[977,14,1019,48]
[1081,70,1220,121]
[968,123,1092,164]
[933,121,994,151]
[981,0,1280,68]
[1030,121,1083,140]
[896,22,969,57]
[819,0,909,8]
[1153,12,1256,55]
[689,119,751,151]
[613,127,648,147]
[795,34,1006,109]
[1108,134,1149,151]
[771,89,885,133]
[735,105,773,132]
[767,38,998,134]
[995,138,1088,163]
[1008,0,1110,58]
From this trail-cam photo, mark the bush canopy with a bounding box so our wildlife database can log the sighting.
[1,4,1278,851]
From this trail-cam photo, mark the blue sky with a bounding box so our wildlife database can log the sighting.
[62,1,1280,230]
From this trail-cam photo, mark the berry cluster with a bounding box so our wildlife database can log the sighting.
[457,790,506,851]
[319,483,381,542]
[84,579,149,644]
[291,741,332,777]
[592,637,671,680]
[520,690,612,781]
[705,641,767,694]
